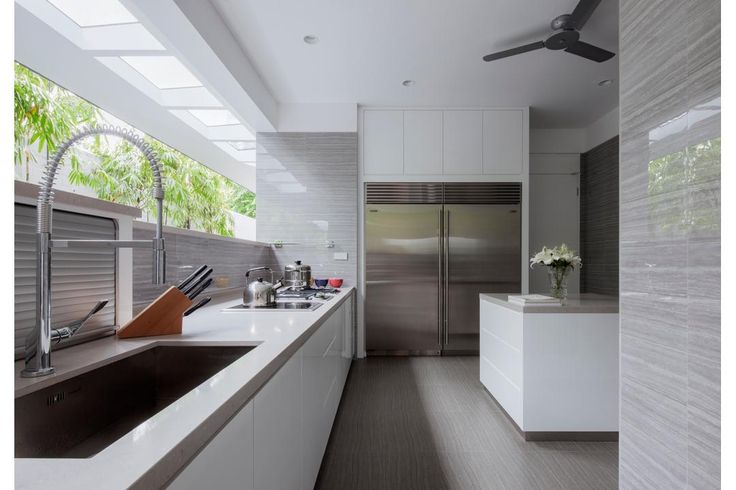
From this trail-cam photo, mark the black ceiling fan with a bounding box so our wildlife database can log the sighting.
[483,0,615,63]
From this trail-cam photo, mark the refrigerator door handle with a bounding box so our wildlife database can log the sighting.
[438,209,443,346]
[444,209,450,345]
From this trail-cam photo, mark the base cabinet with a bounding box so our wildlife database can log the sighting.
[254,353,303,490]
[168,401,254,490]
[169,293,354,490]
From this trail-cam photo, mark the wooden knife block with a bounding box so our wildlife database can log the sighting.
[117,286,192,339]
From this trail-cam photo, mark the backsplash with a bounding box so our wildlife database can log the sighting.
[132,222,276,313]
[580,136,619,296]
[255,132,358,286]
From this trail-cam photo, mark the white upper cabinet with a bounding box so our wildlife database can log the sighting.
[443,110,483,175]
[483,110,523,174]
[363,110,403,175]
[404,111,443,175]
[361,108,527,178]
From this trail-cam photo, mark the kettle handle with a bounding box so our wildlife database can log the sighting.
[245,267,274,286]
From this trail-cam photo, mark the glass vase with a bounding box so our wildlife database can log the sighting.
[548,265,572,303]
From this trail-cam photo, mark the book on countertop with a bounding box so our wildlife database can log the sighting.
[507,294,562,305]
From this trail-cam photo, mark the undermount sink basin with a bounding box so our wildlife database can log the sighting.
[15,345,253,459]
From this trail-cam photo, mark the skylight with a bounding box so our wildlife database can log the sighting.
[121,56,202,89]
[188,109,240,127]
[227,141,256,151]
[47,0,138,27]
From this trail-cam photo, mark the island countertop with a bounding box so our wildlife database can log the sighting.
[480,293,619,314]
[14,288,354,490]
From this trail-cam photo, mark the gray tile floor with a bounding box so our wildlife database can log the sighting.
[316,357,618,490]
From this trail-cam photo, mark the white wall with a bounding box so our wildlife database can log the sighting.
[528,128,584,294]
[278,103,357,132]
[586,107,619,151]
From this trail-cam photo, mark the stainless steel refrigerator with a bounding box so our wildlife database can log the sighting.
[365,183,522,355]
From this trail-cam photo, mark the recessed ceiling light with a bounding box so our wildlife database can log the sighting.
[121,56,201,89]
[47,0,138,27]
[597,79,613,87]
[188,109,240,127]
[402,80,415,87]
[303,35,319,44]
[227,141,256,151]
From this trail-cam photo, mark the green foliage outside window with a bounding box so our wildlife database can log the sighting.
[13,63,256,237]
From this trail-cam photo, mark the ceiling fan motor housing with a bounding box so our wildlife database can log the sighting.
[550,13,574,31]
[545,29,580,50]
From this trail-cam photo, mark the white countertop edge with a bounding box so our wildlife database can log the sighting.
[15,288,355,490]
[480,293,619,314]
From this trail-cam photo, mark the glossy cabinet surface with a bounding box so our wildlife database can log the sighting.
[483,110,523,174]
[404,110,443,175]
[171,293,354,490]
[363,110,403,175]
[362,108,526,178]
[169,400,255,490]
[442,110,483,174]
[254,353,303,490]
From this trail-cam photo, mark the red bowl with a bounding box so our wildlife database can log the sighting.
[328,278,343,288]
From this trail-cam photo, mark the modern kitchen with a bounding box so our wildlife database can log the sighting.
[8,0,723,489]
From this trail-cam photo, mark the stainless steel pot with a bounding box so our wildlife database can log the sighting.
[283,260,311,289]
[244,267,277,307]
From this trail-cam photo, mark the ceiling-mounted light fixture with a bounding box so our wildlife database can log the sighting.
[597,79,613,87]
[402,80,415,87]
[303,35,319,44]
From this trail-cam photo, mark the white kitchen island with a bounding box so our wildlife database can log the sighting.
[479,293,619,441]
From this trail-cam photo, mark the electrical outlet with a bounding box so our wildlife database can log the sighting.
[333,252,348,261]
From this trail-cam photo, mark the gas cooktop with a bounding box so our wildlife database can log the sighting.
[224,301,323,312]
[276,288,339,300]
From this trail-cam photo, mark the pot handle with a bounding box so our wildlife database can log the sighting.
[245,266,274,285]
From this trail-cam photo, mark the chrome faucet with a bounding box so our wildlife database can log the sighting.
[21,125,167,378]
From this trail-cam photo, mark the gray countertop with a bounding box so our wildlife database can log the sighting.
[480,293,619,314]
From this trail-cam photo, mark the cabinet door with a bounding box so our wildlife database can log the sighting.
[443,111,483,174]
[404,111,442,175]
[483,110,524,174]
[254,353,302,490]
[363,110,403,175]
[302,316,338,489]
[169,400,254,490]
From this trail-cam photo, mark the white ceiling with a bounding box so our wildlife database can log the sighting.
[210,0,619,128]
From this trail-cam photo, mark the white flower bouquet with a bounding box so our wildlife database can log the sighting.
[530,244,581,302]
[530,244,582,270]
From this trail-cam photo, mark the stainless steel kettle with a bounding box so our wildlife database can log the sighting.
[244,267,277,307]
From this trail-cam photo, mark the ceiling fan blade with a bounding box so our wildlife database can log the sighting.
[565,40,615,62]
[569,0,602,30]
[483,41,545,62]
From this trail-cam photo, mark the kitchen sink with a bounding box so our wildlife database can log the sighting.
[15,345,253,459]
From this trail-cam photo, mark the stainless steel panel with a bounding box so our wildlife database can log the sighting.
[444,204,521,353]
[365,204,442,353]
[365,182,443,204]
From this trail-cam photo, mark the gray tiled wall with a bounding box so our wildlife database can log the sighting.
[255,133,358,286]
[619,0,720,488]
[132,222,275,313]
[580,136,619,296]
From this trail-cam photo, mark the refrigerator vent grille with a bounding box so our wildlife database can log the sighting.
[365,183,443,204]
[365,182,521,204]
[443,182,521,204]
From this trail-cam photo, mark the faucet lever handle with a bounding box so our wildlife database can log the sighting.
[52,299,110,344]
